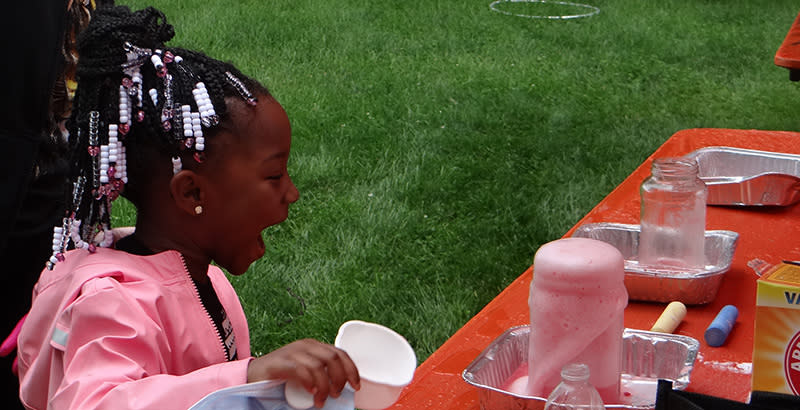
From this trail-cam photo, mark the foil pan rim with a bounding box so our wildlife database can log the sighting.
[683,146,800,206]
[686,146,800,174]
[573,223,738,279]
[462,325,700,409]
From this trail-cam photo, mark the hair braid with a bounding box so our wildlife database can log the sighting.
[45,5,270,270]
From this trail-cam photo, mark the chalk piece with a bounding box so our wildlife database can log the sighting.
[650,301,687,333]
[704,305,738,347]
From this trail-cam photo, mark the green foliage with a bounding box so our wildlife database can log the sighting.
[117,0,800,360]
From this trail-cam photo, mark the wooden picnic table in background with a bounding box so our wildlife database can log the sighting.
[775,11,800,81]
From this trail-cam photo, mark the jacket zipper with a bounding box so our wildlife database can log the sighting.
[180,254,228,362]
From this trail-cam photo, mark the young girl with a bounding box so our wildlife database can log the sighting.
[16,5,360,409]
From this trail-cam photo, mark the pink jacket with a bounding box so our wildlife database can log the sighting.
[17,248,253,410]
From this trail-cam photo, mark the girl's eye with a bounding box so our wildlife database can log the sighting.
[266,174,282,180]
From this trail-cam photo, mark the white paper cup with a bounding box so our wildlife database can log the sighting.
[335,320,417,410]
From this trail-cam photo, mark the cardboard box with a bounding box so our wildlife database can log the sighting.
[752,263,800,395]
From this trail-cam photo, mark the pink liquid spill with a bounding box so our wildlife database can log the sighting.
[501,363,529,394]
[503,363,634,404]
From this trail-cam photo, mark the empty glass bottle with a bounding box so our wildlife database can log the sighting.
[639,157,707,269]
[543,363,605,410]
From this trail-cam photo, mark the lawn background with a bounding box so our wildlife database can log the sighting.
[116,0,800,360]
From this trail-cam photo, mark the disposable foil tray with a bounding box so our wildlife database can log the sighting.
[463,325,699,410]
[571,223,738,305]
[683,146,800,206]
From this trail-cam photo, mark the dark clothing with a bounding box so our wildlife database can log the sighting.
[195,277,239,362]
[0,1,70,408]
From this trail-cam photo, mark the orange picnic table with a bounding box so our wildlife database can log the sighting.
[775,11,800,81]
[390,128,800,409]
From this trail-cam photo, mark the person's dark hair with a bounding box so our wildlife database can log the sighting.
[46,5,269,269]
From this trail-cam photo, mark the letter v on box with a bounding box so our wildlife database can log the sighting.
[752,263,800,396]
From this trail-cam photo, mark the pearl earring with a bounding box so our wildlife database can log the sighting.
[194,205,203,215]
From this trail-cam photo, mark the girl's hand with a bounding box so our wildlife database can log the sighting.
[247,339,361,408]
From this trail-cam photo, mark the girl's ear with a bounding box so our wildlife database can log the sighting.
[169,169,205,216]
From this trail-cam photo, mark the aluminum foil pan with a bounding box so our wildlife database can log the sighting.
[462,325,699,410]
[682,146,800,206]
[571,223,738,305]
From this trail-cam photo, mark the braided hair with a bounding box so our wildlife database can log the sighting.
[46,5,269,269]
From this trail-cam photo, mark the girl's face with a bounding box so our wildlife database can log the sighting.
[199,96,299,275]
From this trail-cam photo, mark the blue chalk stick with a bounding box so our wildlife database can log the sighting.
[704,305,738,347]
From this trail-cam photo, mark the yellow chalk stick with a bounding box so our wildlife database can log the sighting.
[650,301,687,333]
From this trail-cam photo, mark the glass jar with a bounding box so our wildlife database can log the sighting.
[639,157,708,269]
[528,237,627,404]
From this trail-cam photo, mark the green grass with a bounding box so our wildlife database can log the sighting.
[116,0,800,360]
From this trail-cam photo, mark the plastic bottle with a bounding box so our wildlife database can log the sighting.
[527,238,627,403]
[544,363,605,410]
[639,157,707,269]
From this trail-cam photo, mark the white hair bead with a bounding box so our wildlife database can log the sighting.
[120,146,128,183]
[172,156,182,175]
[151,54,163,69]
[149,88,158,105]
